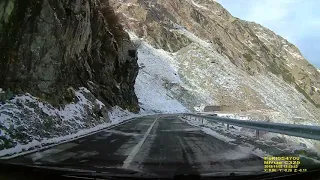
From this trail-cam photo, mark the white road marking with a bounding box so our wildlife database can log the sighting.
[122,116,160,169]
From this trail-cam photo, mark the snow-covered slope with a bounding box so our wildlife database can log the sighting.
[129,25,320,125]
[131,33,189,113]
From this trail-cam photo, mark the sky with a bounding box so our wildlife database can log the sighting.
[216,0,320,68]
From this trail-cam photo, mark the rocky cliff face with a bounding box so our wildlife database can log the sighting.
[0,0,139,111]
[111,0,320,123]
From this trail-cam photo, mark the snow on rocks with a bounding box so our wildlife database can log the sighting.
[0,88,149,158]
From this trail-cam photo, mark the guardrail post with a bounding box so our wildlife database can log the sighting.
[202,118,204,125]
[227,124,229,130]
[256,130,259,138]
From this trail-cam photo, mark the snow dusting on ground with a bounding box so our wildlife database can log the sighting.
[0,88,154,158]
[180,116,271,159]
[181,115,320,161]
[202,127,235,142]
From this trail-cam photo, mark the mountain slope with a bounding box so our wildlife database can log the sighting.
[111,0,320,123]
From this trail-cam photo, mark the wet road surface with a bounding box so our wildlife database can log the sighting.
[7,115,264,176]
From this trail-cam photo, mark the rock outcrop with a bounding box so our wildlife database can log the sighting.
[0,0,139,112]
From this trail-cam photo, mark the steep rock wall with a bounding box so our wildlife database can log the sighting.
[0,0,139,111]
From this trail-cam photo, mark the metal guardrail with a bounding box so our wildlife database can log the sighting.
[183,113,320,140]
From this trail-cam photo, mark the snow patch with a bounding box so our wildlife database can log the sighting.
[283,48,303,60]
[174,28,212,49]
[218,146,269,161]
[121,13,139,21]
[202,127,235,142]
[189,0,208,10]
[103,130,141,136]
[256,34,273,45]
[130,33,189,113]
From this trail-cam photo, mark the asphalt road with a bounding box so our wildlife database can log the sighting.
[7,115,264,176]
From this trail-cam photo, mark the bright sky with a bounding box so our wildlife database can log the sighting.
[216,0,320,68]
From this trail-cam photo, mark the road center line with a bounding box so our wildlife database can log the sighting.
[122,116,160,169]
